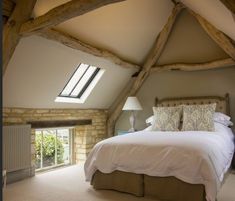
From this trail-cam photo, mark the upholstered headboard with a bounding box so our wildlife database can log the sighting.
[155,93,230,115]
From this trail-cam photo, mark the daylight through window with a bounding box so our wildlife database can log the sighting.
[55,63,105,103]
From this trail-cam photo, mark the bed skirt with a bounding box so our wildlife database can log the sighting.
[91,170,206,201]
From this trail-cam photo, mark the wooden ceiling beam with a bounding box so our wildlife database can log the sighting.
[188,9,235,60]
[20,0,126,36]
[151,58,235,73]
[36,28,140,70]
[219,0,235,14]
[3,0,15,17]
[106,3,184,137]
[3,0,37,75]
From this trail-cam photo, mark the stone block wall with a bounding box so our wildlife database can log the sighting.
[3,108,108,173]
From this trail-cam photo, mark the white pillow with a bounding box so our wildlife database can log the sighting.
[214,112,233,127]
[214,119,233,127]
[214,112,231,121]
[145,115,154,125]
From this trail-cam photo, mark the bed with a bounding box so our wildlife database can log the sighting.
[84,94,234,201]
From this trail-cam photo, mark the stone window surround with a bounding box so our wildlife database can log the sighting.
[3,107,108,175]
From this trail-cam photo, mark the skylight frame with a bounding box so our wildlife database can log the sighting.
[55,63,105,104]
[60,63,89,97]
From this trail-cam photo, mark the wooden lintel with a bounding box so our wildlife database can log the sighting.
[106,3,184,137]
[188,9,235,60]
[20,0,126,36]
[3,0,37,75]
[151,58,235,73]
[36,28,139,70]
[28,119,92,129]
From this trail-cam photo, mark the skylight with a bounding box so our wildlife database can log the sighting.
[55,63,105,103]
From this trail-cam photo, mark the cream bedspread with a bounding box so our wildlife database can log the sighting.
[84,123,234,201]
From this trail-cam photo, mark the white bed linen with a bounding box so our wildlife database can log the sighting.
[84,123,234,201]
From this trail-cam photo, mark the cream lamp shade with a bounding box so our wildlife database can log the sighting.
[122,97,143,111]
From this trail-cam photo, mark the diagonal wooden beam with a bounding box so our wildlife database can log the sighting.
[220,0,235,22]
[188,9,235,60]
[151,58,235,73]
[219,0,235,14]
[20,0,126,36]
[106,3,184,137]
[3,0,15,17]
[3,0,16,26]
[36,28,140,70]
[3,0,37,75]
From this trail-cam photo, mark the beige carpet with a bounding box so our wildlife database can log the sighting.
[3,164,235,201]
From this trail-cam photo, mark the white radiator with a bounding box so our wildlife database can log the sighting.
[3,125,31,172]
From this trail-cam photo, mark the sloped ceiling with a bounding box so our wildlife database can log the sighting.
[181,0,235,41]
[157,10,228,65]
[33,0,235,65]
[3,0,235,109]
[3,36,135,108]
[33,0,174,65]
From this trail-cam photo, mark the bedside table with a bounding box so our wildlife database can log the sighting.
[117,130,133,136]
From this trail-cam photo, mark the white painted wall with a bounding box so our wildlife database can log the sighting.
[3,36,135,108]
[116,68,235,132]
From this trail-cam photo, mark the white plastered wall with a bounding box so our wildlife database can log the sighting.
[3,36,135,109]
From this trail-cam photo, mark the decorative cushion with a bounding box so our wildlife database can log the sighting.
[182,103,216,131]
[152,106,182,131]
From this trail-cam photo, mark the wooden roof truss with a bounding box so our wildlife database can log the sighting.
[3,0,235,137]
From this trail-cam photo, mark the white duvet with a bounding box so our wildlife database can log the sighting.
[84,123,234,201]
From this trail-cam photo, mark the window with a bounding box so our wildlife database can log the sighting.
[55,63,105,103]
[35,128,73,171]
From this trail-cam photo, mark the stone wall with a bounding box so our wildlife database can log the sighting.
[3,107,108,174]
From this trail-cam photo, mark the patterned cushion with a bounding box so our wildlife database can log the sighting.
[152,106,182,131]
[182,103,216,131]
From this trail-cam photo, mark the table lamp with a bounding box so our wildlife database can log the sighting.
[122,96,143,132]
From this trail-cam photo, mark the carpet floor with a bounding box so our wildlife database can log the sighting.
[3,164,235,201]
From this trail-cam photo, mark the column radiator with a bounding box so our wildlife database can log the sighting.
[3,125,32,183]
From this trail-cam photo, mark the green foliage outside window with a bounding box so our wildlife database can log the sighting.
[36,134,64,167]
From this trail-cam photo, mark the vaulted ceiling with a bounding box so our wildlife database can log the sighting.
[32,0,235,65]
[3,0,235,109]
[33,0,174,65]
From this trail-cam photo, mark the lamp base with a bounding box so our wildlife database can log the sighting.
[128,128,135,132]
[129,111,136,132]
